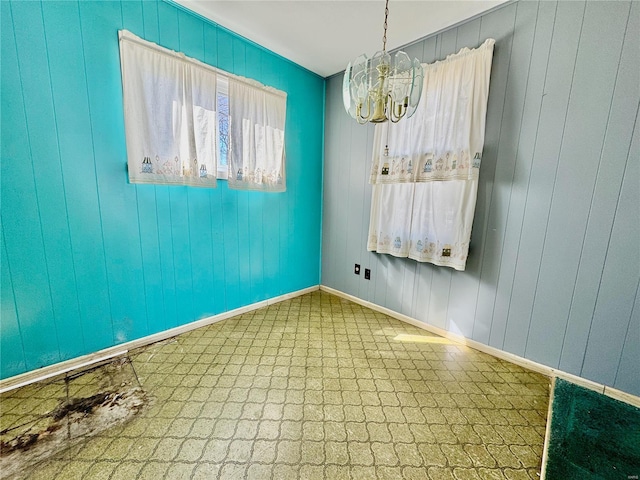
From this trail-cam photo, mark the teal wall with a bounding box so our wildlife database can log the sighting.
[1,0,325,379]
[322,1,639,396]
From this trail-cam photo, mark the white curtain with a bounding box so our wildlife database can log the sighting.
[190,63,219,181]
[368,39,495,271]
[119,30,218,187]
[227,78,287,191]
[119,30,287,191]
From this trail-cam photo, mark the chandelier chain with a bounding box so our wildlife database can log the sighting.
[382,0,389,53]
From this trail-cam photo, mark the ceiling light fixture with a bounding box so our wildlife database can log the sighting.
[342,0,424,124]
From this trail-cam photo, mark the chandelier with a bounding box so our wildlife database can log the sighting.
[343,0,424,124]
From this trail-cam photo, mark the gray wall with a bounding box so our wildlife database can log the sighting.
[321,1,639,396]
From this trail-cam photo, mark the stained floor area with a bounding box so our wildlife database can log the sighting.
[0,291,550,479]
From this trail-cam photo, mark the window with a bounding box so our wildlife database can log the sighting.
[217,77,229,179]
[118,30,286,191]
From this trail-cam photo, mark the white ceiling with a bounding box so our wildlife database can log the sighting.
[174,0,507,78]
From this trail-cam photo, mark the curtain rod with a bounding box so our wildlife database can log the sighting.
[118,30,287,99]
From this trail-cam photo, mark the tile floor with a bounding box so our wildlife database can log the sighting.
[0,291,550,479]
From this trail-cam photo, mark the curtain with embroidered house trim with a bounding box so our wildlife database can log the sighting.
[227,78,287,192]
[368,39,495,271]
[119,30,218,187]
[119,30,287,191]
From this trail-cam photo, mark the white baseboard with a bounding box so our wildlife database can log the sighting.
[6,283,637,409]
[320,285,640,409]
[0,285,320,394]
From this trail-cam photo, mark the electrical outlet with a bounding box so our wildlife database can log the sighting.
[364,268,371,280]
[354,264,360,275]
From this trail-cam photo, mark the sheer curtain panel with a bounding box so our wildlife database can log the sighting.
[368,39,495,271]
[119,30,218,187]
[227,78,287,192]
[119,30,287,191]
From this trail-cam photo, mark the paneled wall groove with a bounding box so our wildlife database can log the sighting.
[490,0,545,351]
[519,1,566,359]
[1,227,26,372]
[41,2,88,355]
[322,0,639,396]
[561,5,634,374]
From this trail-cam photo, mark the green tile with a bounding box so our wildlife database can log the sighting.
[0,291,549,479]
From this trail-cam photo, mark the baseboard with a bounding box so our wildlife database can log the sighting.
[0,285,320,394]
[320,285,640,409]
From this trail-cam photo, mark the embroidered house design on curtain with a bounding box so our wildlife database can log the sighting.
[368,39,495,271]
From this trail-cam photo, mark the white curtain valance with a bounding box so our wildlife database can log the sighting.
[368,39,495,271]
[370,38,495,185]
[119,30,287,191]
[119,30,217,187]
[227,78,287,191]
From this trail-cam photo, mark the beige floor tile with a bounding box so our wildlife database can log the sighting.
[0,291,550,479]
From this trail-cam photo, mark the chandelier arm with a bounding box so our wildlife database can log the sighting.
[388,97,407,123]
[356,97,373,123]
[397,106,407,121]
[359,95,373,122]
[388,96,397,122]
[356,110,369,124]
[390,113,403,124]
